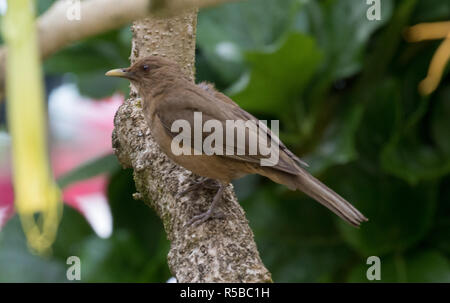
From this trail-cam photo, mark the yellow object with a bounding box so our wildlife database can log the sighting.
[419,33,450,96]
[2,0,62,254]
[405,22,450,96]
[404,22,450,42]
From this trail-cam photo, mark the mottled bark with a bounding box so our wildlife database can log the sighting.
[112,11,272,282]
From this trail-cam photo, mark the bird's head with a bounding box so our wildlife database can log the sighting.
[105,56,181,90]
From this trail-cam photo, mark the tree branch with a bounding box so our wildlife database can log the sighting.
[112,10,272,282]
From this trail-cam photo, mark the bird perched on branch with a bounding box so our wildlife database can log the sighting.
[106,56,368,227]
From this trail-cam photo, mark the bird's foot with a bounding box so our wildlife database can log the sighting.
[185,182,225,227]
[177,178,219,198]
[186,209,225,227]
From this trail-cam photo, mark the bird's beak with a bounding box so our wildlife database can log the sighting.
[105,68,135,80]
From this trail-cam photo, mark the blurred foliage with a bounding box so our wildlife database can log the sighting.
[57,154,120,189]
[0,169,171,282]
[1,0,450,282]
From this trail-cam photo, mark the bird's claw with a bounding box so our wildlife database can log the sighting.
[186,210,225,227]
[183,181,226,227]
[176,178,219,199]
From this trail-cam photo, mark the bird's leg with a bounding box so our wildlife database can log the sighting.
[186,182,226,227]
[177,177,219,197]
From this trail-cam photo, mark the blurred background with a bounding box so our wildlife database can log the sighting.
[0,0,449,282]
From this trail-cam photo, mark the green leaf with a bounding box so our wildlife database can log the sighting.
[381,133,450,184]
[52,206,96,261]
[303,0,394,79]
[198,0,298,50]
[74,71,130,99]
[431,87,450,156]
[328,165,437,256]
[381,87,450,184]
[197,0,299,83]
[76,169,170,282]
[303,103,364,174]
[231,33,323,114]
[356,79,399,166]
[425,176,450,257]
[78,230,168,282]
[0,217,67,282]
[37,0,54,16]
[57,153,120,189]
[243,186,355,282]
[107,169,169,256]
[348,250,450,282]
[44,28,132,98]
[412,0,450,22]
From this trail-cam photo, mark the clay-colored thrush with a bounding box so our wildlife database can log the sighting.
[106,56,368,227]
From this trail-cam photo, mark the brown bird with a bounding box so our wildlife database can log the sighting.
[106,56,368,227]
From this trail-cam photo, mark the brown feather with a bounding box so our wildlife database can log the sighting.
[107,56,368,227]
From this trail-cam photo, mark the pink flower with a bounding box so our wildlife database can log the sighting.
[0,85,124,238]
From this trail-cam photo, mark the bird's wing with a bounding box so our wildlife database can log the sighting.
[199,85,308,168]
[155,85,301,175]
[227,103,309,168]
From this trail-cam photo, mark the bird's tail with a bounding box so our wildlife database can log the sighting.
[258,168,368,227]
[294,170,367,227]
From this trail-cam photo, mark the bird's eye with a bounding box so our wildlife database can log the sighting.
[143,65,149,71]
